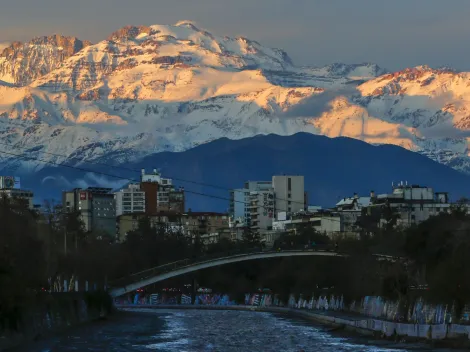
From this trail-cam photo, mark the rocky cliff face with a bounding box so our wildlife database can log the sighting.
[0,35,91,85]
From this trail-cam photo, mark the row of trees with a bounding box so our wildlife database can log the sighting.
[0,196,263,312]
[2,195,470,321]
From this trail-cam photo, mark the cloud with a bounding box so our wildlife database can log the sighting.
[42,172,128,190]
[283,85,359,118]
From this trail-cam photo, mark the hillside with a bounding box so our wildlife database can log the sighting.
[22,133,470,210]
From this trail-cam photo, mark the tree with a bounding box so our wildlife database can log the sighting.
[0,196,47,317]
[241,228,261,248]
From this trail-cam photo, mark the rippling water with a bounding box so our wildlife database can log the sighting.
[18,308,437,352]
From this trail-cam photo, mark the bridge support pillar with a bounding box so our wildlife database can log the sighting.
[191,277,197,305]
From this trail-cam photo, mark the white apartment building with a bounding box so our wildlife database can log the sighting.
[272,212,341,237]
[229,181,273,227]
[374,183,451,227]
[248,189,275,231]
[229,177,306,230]
[115,183,145,216]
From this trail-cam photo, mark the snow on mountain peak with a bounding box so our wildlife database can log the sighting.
[2,21,470,177]
[0,42,10,53]
[0,35,91,85]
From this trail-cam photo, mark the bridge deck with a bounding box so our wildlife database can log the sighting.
[108,249,399,298]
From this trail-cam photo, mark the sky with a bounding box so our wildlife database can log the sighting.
[1,0,470,71]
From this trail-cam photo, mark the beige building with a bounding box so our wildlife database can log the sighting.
[272,175,305,215]
[116,212,185,242]
[116,211,229,243]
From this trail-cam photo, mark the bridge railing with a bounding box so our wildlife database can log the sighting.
[108,245,337,290]
[107,247,254,289]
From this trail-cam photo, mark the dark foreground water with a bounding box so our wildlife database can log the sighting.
[16,308,447,352]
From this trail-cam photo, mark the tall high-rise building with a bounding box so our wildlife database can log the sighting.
[272,175,305,216]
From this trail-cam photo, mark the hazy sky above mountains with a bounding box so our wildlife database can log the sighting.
[1,0,469,71]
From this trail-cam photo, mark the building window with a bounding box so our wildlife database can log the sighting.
[288,178,291,191]
[288,201,291,205]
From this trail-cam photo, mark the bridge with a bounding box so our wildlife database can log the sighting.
[108,249,398,298]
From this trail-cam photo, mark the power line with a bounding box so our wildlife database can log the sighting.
[0,120,308,207]
[0,149,297,219]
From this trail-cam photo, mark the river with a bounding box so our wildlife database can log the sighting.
[16,308,446,351]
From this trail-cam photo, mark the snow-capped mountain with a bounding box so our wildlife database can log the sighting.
[1,21,469,178]
[0,35,91,85]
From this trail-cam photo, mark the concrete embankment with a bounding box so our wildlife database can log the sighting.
[117,304,470,344]
[0,292,114,351]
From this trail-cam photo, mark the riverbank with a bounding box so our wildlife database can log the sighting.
[117,304,470,349]
[0,292,114,351]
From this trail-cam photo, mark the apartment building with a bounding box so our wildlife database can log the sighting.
[335,193,372,232]
[229,176,306,229]
[247,190,275,231]
[116,212,185,242]
[62,187,115,235]
[0,176,33,209]
[182,211,229,236]
[0,188,34,209]
[367,183,451,227]
[140,169,185,214]
[115,183,145,216]
[229,181,272,227]
[272,175,306,215]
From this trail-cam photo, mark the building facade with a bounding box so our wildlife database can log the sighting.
[247,190,275,231]
[369,183,451,227]
[0,188,34,209]
[115,183,145,216]
[272,175,305,215]
[116,211,229,242]
[116,212,185,242]
[229,177,306,229]
[229,181,273,227]
[272,211,341,237]
[62,187,116,235]
[139,169,185,214]
[335,193,372,232]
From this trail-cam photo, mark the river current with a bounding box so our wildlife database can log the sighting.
[17,308,443,351]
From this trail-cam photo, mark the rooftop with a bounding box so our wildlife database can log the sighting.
[336,196,371,207]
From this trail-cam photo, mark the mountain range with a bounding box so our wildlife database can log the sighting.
[26,133,470,210]
[1,21,470,201]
